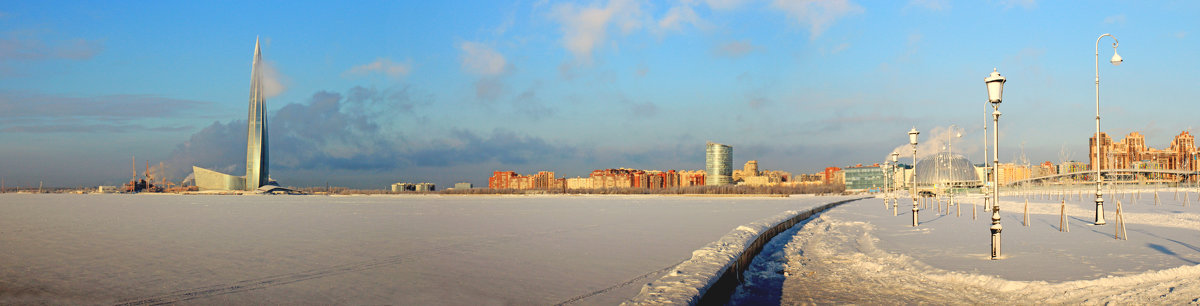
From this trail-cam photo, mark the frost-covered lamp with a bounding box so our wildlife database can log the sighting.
[891,152,900,216]
[984,68,1006,260]
[908,127,920,227]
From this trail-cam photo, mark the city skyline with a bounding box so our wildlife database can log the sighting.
[1,1,1198,188]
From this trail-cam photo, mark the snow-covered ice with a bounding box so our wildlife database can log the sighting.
[0,193,854,305]
[732,187,1200,304]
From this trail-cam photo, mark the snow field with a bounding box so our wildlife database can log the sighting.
[0,193,855,305]
[732,187,1200,304]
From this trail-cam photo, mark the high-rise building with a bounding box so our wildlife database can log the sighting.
[193,37,277,191]
[706,142,733,185]
[843,164,885,192]
[244,37,269,190]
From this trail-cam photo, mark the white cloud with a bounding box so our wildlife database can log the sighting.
[344,58,412,78]
[1104,14,1126,24]
[1175,31,1188,39]
[459,41,508,76]
[658,5,702,33]
[771,0,864,39]
[550,0,645,63]
[0,33,104,62]
[259,60,287,98]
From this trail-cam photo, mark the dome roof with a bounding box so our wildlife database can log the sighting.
[914,152,980,186]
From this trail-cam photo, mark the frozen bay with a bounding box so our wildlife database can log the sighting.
[0,193,854,305]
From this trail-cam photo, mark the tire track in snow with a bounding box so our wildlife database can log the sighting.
[553,259,686,305]
[114,226,598,305]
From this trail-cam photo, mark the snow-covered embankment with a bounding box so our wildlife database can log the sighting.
[623,197,865,305]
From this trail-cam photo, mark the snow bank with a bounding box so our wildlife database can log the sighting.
[758,195,1200,304]
[624,198,863,305]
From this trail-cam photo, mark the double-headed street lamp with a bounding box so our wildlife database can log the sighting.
[892,152,900,216]
[985,68,1006,260]
[909,127,920,227]
[1094,33,1123,225]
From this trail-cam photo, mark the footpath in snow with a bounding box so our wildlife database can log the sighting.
[732,187,1200,304]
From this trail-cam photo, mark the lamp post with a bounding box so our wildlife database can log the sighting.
[983,96,990,196]
[1093,33,1122,225]
[909,127,920,227]
[985,68,1006,260]
[892,152,900,216]
[948,127,961,207]
[883,159,891,210]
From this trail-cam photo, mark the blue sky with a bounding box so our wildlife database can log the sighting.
[1,0,1197,188]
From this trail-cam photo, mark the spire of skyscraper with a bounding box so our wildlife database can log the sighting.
[245,37,269,190]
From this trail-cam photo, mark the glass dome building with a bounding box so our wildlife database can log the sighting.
[914,152,982,193]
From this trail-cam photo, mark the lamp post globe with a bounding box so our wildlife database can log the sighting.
[909,128,920,146]
[986,68,1006,104]
[1110,43,1122,66]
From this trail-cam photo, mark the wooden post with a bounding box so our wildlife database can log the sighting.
[956,197,960,217]
[1114,200,1121,240]
[973,200,977,220]
[1060,200,1067,232]
[1155,190,1160,206]
[1115,199,1128,240]
[1024,198,1029,226]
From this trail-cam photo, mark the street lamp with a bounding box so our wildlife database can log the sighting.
[985,68,1006,260]
[883,159,891,210]
[909,127,920,227]
[892,152,900,216]
[1093,33,1122,225]
[948,127,961,208]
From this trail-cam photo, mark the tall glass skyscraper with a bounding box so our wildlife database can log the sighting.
[192,37,272,191]
[706,142,733,185]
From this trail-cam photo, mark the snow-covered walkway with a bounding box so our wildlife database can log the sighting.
[733,189,1200,304]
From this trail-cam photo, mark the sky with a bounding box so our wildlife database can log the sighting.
[1,0,1197,189]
